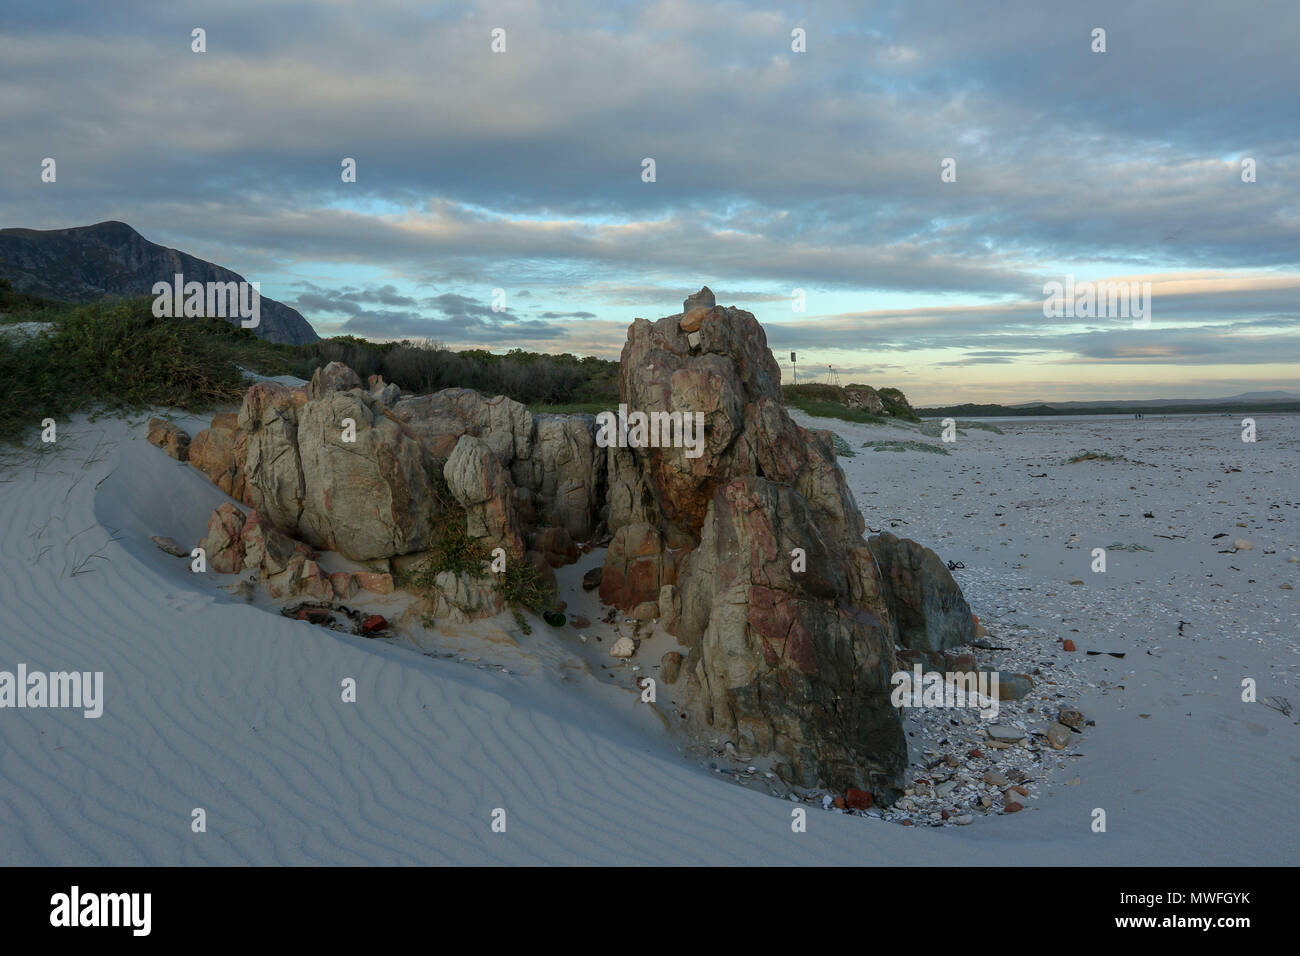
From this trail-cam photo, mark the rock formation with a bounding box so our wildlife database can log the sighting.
[598,290,907,797]
[868,532,975,653]
[165,289,980,803]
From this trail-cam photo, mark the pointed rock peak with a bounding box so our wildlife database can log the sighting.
[683,286,715,313]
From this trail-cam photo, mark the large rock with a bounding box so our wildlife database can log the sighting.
[514,414,605,541]
[239,382,309,533]
[602,289,909,797]
[198,503,247,574]
[445,434,526,559]
[188,412,248,501]
[307,361,363,398]
[867,532,974,653]
[297,390,441,559]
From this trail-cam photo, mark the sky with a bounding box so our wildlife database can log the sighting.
[2,0,1298,404]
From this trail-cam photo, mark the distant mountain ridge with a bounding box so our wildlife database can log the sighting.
[0,221,319,345]
[1009,392,1300,409]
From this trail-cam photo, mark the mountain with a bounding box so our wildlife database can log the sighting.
[0,221,319,345]
[1009,392,1300,409]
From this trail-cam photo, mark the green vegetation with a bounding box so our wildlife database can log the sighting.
[862,439,950,455]
[781,382,919,423]
[0,292,622,445]
[0,296,283,444]
[829,432,857,457]
[395,484,558,635]
[1071,447,1123,463]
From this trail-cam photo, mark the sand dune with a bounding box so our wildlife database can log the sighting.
[0,410,1295,864]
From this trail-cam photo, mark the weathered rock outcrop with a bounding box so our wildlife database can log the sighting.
[147,418,190,461]
[181,362,601,621]
[868,532,974,653]
[601,289,908,796]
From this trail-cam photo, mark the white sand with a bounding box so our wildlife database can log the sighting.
[0,409,1295,864]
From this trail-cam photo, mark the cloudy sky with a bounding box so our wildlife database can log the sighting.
[3,0,1298,403]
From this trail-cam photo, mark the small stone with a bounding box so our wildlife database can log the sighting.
[1004,801,1024,813]
[1233,539,1253,551]
[1062,639,1077,652]
[610,636,636,658]
[360,614,388,635]
[845,788,873,810]
[679,306,710,333]
[954,814,974,825]
[997,673,1034,701]
[832,796,846,809]
[968,748,983,759]
[986,725,1026,742]
[1046,721,1072,750]
[632,601,659,622]
[1058,707,1086,731]
[1069,578,1085,585]
[151,535,188,557]
[983,769,1010,787]
[568,615,591,629]
[581,566,603,591]
[1007,785,1029,797]
[1287,555,1298,564]
[935,780,958,797]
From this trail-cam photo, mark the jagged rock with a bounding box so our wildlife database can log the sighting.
[600,294,910,797]
[240,509,309,576]
[600,522,680,609]
[239,382,309,533]
[297,389,440,559]
[307,361,363,398]
[611,636,637,658]
[147,418,190,460]
[868,532,974,654]
[514,414,604,541]
[393,388,533,462]
[683,286,715,312]
[188,412,247,501]
[427,570,505,624]
[446,434,526,559]
[198,503,246,573]
[533,526,579,567]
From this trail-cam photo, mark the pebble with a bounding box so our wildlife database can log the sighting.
[983,769,1011,787]
[987,725,1026,742]
[610,636,636,658]
[954,814,974,825]
[1234,539,1253,551]
[1058,707,1086,731]
[1046,721,1073,750]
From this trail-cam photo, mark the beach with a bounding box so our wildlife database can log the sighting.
[0,409,1295,865]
